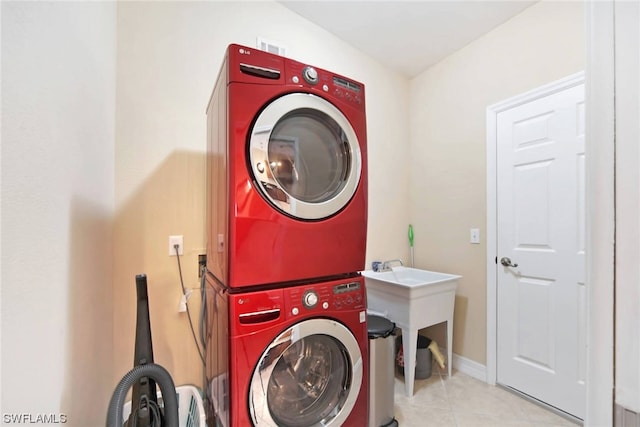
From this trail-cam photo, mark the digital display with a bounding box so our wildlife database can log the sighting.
[333,77,361,93]
[333,281,361,294]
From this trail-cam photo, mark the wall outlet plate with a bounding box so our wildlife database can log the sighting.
[169,235,183,256]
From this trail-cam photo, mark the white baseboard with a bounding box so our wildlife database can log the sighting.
[452,352,487,382]
[616,404,640,426]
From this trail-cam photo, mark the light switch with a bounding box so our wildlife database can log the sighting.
[470,228,480,244]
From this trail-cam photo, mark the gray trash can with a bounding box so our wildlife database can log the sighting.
[368,315,399,427]
[397,335,433,380]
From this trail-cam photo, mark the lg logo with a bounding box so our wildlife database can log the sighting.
[239,48,251,55]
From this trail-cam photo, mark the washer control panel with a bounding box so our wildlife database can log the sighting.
[284,278,365,318]
[332,281,363,309]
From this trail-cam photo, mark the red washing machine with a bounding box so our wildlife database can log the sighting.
[206,44,368,289]
[205,274,368,427]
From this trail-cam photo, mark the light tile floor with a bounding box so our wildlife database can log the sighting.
[394,369,581,427]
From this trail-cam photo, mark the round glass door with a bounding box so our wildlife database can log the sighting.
[249,93,362,220]
[249,319,363,426]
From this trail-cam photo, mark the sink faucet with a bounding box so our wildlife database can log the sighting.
[380,259,403,272]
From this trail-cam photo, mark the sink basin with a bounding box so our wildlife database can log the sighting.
[362,266,461,300]
[362,265,460,324]
[362,266,460,287]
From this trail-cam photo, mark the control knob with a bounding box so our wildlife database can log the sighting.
[303,290,318,308]
[302,66,319,85]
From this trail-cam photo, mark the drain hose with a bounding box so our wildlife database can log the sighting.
[106,363,178,427]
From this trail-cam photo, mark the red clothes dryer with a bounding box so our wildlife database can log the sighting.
[206,274,368,427]
[206,44,368,289]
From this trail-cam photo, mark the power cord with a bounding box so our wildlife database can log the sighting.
[174,244,205,365]
[173,246,213,420]
[198,266,210,419]
[129,396,162,427]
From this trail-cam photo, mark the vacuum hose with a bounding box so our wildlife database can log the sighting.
[106,363,179,427]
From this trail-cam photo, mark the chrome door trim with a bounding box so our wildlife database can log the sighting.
[249,318,363,426]
[249,93,362,220]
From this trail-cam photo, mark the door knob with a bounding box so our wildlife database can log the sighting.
[500,257,518,268]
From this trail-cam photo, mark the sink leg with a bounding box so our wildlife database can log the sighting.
[403,329,418,397]
[447,319,453,377]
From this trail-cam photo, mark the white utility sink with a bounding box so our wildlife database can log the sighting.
[363,267,459,291]
[362,266,461,397]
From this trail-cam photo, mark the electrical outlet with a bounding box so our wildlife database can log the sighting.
[169,235,184,256]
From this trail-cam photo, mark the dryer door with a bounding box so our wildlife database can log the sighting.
[249,318,363,426]
[249,93,362,220]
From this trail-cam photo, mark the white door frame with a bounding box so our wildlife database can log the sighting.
[485,71,585,388]
[486,3,616,425]
[584,2,615,426]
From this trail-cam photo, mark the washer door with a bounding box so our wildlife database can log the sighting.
[249,319,363,426]
[249,93,362,220]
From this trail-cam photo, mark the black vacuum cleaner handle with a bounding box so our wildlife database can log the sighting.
[136,273,148,300]
[126,274,161,427]
[134,274,154,365]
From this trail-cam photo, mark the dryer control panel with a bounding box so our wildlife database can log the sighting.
[226,43,365,111]
[285,60,365,110]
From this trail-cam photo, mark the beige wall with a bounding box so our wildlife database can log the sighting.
[408,0,585,364]
[114,1,410,388]
[2,2,115,425]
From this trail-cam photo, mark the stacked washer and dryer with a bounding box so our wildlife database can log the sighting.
[204,44,369,427]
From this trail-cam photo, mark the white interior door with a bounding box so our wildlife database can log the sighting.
[496,81,586,419]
